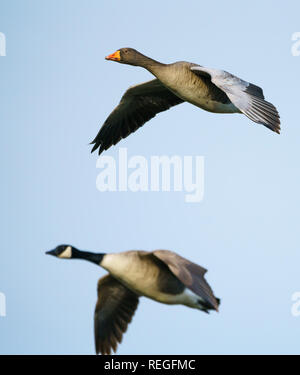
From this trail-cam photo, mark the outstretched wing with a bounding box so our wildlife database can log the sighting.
[91,79,184,154]
[94,274,139,355]
[191,66,280,134]
[152,250,219,311]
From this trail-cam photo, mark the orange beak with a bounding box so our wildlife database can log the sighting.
[105,50,121,61]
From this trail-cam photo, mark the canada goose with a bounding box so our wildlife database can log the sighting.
[91,48,280,155]
[46,245,220,355]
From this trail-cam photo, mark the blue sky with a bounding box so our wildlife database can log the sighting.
[0,0,300,354]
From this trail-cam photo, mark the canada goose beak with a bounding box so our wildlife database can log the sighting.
[45,249,56,256]
[105,50,121,61]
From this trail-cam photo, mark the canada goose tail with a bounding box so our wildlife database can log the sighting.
[199,297,220,312]
[215,298,221,312]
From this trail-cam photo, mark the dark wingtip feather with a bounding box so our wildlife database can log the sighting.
[208,295,221,312]
[209,298,220,312]
[200,296,220,312]
[262,118,281,134]
[91,144,98,153]
[90,137,105,154]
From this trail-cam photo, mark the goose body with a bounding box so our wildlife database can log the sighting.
[152,62,238,114]
[91,48,280,154]
[46,245,220,354]
[101,250,203,308]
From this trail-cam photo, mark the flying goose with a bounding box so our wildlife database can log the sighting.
[46,245,220,355]
[91,48,280,155]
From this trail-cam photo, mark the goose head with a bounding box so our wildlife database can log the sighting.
[46,245,105,265]
[105,48,149,67]
[46,244,74,259]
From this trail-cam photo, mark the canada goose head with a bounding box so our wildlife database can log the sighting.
[105,48,154,67]
[46,244,105,265]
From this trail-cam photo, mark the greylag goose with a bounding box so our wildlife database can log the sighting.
[46,244,220,355]
[91,48,280,154]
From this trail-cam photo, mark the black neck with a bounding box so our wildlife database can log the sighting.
[72,249,105,265]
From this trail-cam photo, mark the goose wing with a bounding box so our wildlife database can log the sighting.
[91,79,184,154]
[152,250,219,311]
[94,274,139,355]
[190,66,280,134]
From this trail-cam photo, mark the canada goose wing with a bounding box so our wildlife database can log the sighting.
[94,274,139,355]
[90,79,184,154]
[190,66,280,134]
[152,250,219,311]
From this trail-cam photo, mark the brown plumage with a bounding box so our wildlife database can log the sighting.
[94,275,139,355]
[153,250,219,311]
[91,48,280,154]
[91,79,183,154]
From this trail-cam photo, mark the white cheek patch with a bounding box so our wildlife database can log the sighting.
[59,246,72,259]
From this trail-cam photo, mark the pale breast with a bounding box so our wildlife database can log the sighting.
[100,251,161,296]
